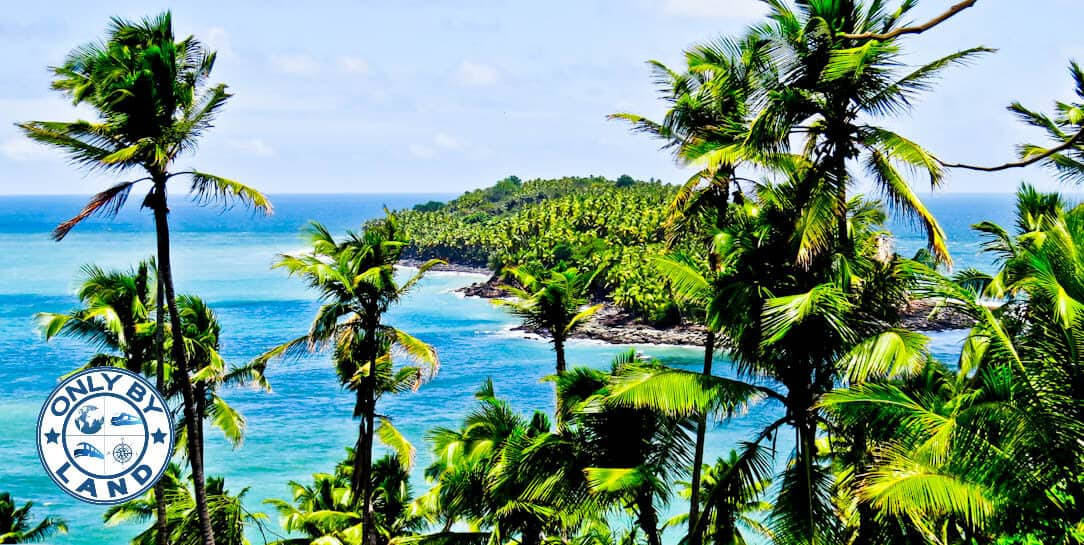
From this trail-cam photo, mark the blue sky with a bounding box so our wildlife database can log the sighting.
[1,1,1082,195]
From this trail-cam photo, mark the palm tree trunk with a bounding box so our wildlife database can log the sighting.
[554,334,566,430]
[636,486,663,545]
[350,327,378,545]
[195,384,206,466]
[554,335,567,374]
[154,274,169,545]
[358,383,377,545]
[150,183,216,545]
[852,423,876,545]
[688,330,715,545]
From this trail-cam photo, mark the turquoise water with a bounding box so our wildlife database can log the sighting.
[0,194,1011,543]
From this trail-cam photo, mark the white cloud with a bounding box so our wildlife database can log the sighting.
[0,137,51,161]
[227,138,275,157]
[455,60,499,86]
[409,143,437,158]
[434,132,463,150]
[204,27,236,61]
[270,53,320,76]
[662,0,765,18]
[339,56,370,75]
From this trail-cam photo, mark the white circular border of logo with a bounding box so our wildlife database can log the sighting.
[36,368,174,505]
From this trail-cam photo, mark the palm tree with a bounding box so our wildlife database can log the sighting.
[18,13,271,544]
[653,251,749,544]
[0,493,67,544]
[417,379,553,545]
[556,354,696,545]
[37,261,157,374]
[608,183,930,544]
[822,185,1084,543]
[36,261,169,537]
[267,452,423,545]
[255,213,440,545]
[105,464,269,545]
[173,295,271,463]
[498,266,601,376]
[614,39,772,543]
[496,266,601,428]
[664,451,773,545]
[747,0,990,265]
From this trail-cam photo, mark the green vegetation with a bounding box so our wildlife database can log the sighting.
[0,493,66,544]
[17,12,270,545]
[398,175,689,322]
[16,3,1084,545]
[255,213,441,545]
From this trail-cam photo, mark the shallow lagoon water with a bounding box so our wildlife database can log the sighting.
[0,193,1011,543]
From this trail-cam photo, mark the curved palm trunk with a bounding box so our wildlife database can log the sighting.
[151,184,216,545]
[154,275,169,545]
[688,330,715,545]
[554,333,567,430]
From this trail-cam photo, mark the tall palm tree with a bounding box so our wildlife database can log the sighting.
[823,185,1084,544]
[748,0,990,265]
[18,13,271,544]
[609,184,929,544]
[36,261,168,537]
[0,493,67,544]
[496,266,601,430]
[614,38,776,543]
[255,213,440,545]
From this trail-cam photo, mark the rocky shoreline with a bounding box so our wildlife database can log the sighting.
[454,273,974,346]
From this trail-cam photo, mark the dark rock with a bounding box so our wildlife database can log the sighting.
[899,299,976,331]
[453,271,976,348]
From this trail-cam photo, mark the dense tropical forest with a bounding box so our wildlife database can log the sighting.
[397,175,693,323]
[10,2,1084,545]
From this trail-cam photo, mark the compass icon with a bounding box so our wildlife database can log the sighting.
[112,439,133,464]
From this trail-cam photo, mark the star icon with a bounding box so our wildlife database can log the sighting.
[152,428,167,444]
[43,428,59,444]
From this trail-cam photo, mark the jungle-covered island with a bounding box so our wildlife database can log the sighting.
[394,175,972,344]
[7,3,1084,545]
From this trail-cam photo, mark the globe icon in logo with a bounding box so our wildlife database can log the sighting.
[37,368,173,505]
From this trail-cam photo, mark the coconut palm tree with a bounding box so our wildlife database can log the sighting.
[0,493,67,544]
[266,452,423,545]
[664,451,773,545]
[609,182,929,544]
[497,267,601,377]
[822,185,1084,543]
[614,39,777,542]
[104,464,269,545]
[255,212,440,545]
[415,379,552,545]
[746,0,990,265]
[37,261,157,373]
[18,13,271,544]
[172,295,271,463]
[555,355,697,545]
[496,266,601,430]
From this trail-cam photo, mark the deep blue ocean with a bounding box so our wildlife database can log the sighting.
[0,193,1023,543]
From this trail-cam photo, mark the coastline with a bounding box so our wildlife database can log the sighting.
[444,266,975,346]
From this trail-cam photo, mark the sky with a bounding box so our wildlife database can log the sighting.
[1,0,1082,195]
